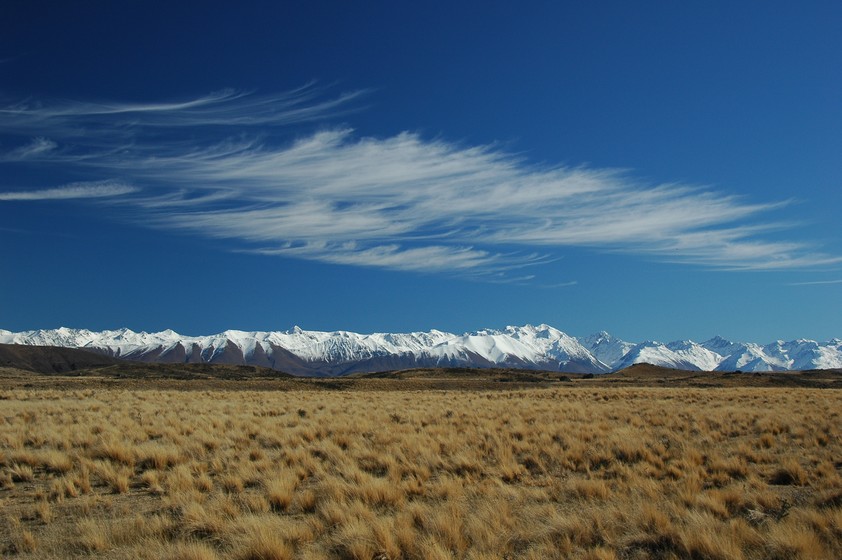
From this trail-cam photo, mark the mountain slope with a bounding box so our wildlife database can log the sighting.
[613,341,710,371]
[0,343,122,374]
[1,326,839,376]
[578,331,635,369]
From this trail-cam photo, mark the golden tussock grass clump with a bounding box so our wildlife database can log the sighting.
[0,384,841,559]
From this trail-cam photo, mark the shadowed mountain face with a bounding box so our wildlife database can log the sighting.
[0,343,122,374]
[93,340,338,377]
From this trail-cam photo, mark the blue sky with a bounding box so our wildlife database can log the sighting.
[1,1,840,342]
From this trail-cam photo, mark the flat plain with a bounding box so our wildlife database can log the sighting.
[1,365,841,559]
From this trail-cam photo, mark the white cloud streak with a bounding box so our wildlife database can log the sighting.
[0,84,366,135]
[1,86,838,275]
[3,137,57,160]
[788,279,842,286]
[0,180,137,201]
[251,243,507,273]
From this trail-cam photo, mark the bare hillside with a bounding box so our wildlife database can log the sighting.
[0,343,121,374]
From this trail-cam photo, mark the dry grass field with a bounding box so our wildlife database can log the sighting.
[1,373,841,559]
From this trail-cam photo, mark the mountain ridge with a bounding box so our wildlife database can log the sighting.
[1,325,840,376]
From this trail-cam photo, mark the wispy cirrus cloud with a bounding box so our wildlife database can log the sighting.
[3,136,57,160]
[1,85,838,276]
[788,279,842,286]
[0,84,366,136]
[0,180,137,201]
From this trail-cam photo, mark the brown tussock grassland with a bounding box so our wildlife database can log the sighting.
[1,379,841,559]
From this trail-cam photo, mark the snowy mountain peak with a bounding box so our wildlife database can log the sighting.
[505,324,565,339]
[578,331,637,369]
[0,325,839,376]
[701,335,734,349]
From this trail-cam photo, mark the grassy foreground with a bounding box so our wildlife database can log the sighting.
[1,383,841,559]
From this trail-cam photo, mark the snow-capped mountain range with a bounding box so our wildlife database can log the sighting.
[1,325,840,376]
